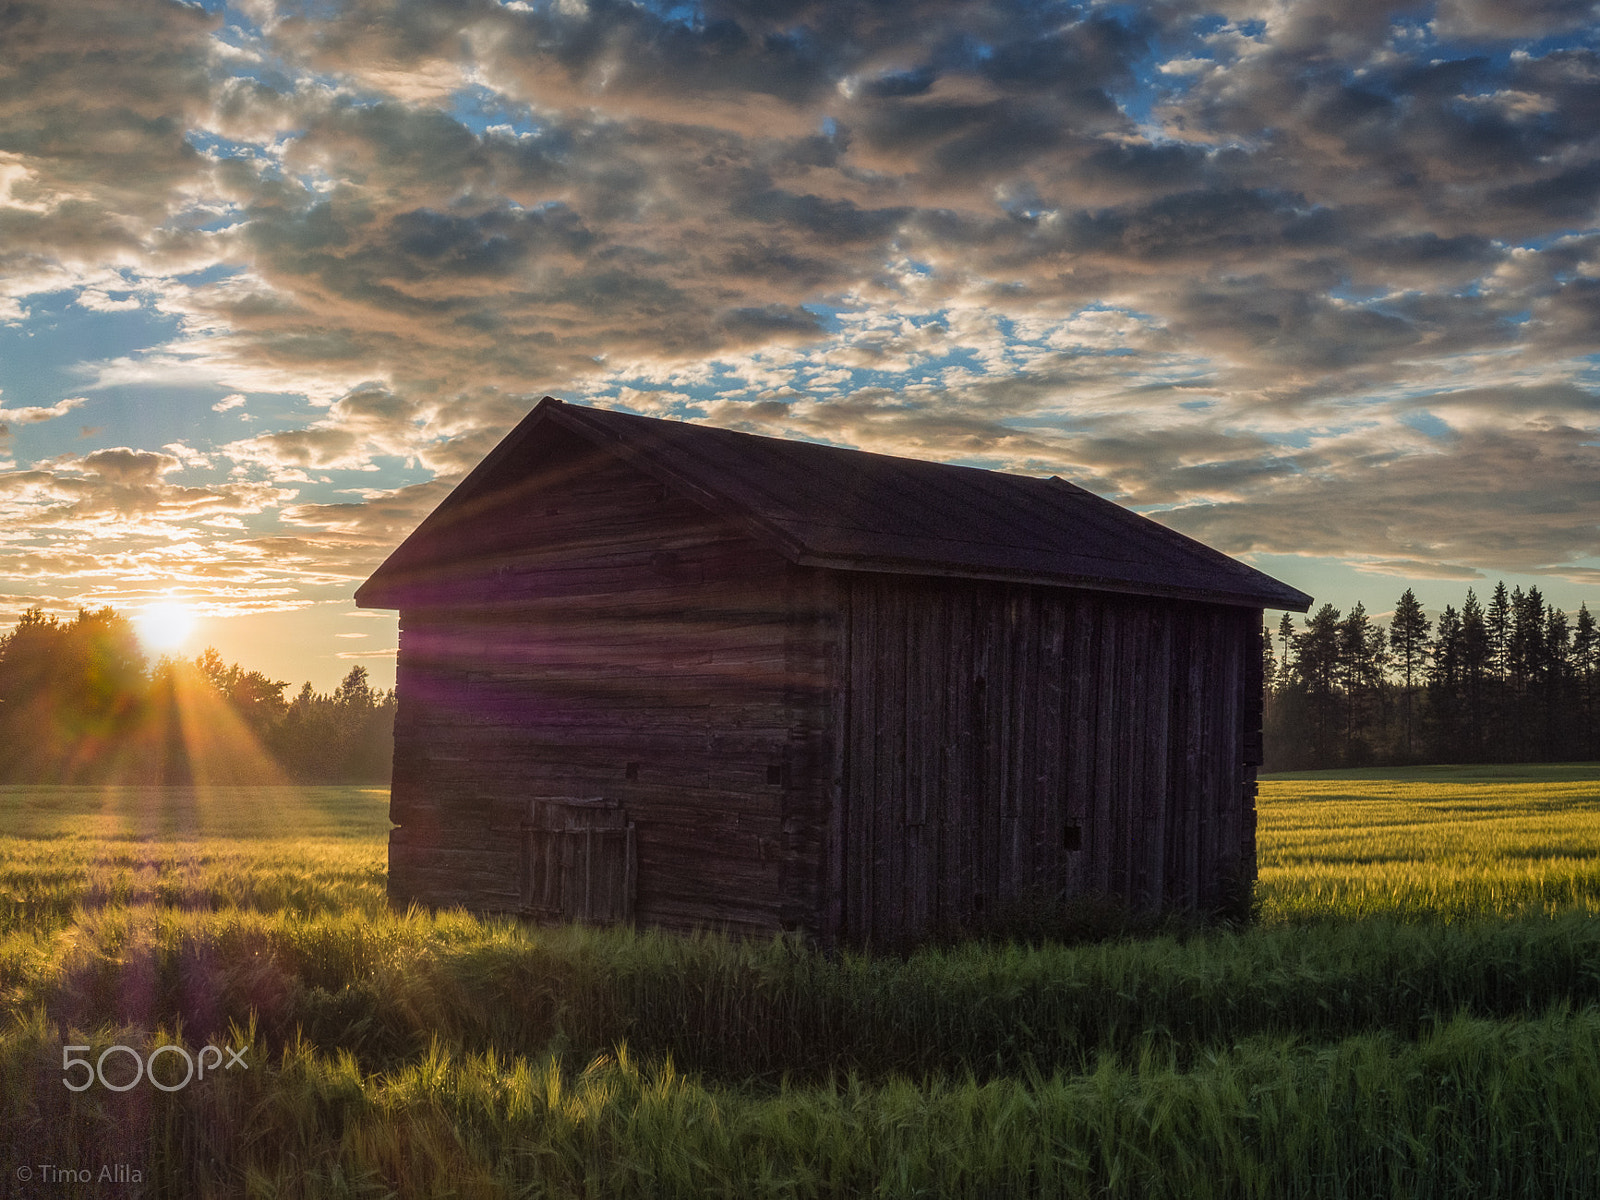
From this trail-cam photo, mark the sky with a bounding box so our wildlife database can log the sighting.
[2,0,1599,692]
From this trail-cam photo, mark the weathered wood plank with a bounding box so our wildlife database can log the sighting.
[823,573,850,946]
[1063,594,1094,900]
[1154,605,1174,891]
[1091,600,1118,898]
[880,579,905,944]
[850,575,876,944]
[946,586,975,930]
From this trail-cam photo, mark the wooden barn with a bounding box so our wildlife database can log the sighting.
[356,397,1311,946]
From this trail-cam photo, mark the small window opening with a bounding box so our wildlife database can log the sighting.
[766,764,783,785]
[1062,823,1082,852]
[625,762,640,780]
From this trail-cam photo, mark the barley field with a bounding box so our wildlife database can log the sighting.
[2,768,1600,1197]
[1258,764,1600,922]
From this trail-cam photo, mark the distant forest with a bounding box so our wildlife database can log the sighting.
[0,607,395,784]
[1266,583,1599,771]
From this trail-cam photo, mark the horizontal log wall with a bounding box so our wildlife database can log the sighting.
[388,440,835,937]
[831,574,1260,947]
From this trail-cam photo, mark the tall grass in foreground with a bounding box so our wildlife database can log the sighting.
[10,905,1600,1083]
[4,1006,1597,1199]
[5,771,1600,1197]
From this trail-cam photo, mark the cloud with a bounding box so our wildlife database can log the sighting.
[0,0,217,276]
[0,449,296,550]
[76,447,181,484]
[1351,559,1488,581]
[1159,421,1600,578]
[221,382,450,473]
[280,478,454,543]
[0,397,87,425]
[1434,0,1600,39]
[75,288,145,312]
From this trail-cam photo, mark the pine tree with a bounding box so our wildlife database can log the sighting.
[1390,589,1431,760]
[1575,604,1598,758]
[1428,604,1464,761]
[1484,582,1512,760]
[1487,581,1511,683]
[1507,587,1543,683]
[1276,611,1297,691]
[1263,611,1307,770]
[1295,604,1343,766]
[1338,603,1387,765]
[1506,587,1547,760]
[1459,590,1490,760]
[1544,606,1571,761]
[1261,623,1276,701]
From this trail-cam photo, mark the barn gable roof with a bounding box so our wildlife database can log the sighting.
[357,396,1311,611]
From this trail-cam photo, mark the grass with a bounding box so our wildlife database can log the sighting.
[2,768,1600,1196]
[1258,762,1600,921]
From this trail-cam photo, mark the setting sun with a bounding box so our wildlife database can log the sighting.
[136,601,197,653]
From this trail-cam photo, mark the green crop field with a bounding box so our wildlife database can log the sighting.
[3,769,1600,1198]
[1258,763,1600,922]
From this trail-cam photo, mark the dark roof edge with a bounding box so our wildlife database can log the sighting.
[1041,476,1310,608]
[790,552,1310,610]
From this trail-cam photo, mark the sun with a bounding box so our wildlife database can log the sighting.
[136,601,197,653]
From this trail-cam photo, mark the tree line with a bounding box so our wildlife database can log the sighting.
[1265,582,1600,770]
[8,587,1594,781]
[0,607,395,784]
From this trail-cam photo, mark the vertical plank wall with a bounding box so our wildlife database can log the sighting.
[830,574,1262,946]
[387,437,835,936]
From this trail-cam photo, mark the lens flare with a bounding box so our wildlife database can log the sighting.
[136,602,196,653]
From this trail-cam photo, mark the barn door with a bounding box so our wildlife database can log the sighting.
[521,798,637,924]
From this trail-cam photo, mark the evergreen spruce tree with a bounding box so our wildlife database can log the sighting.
[1338,603,1387,765]
[1276,612,1297,691]
[1544,606,1571,761]
[1428,604,1464,761]
[1487,582,1511,682]
[1390,589,1431,761]
[1459,590,1490,760]
[1575,604,1598,759]
[1296,604,1344,767]
[1485,582,1512,760]
[1507,587,1547,760]
[1263,611,1307,770]
[1261,623,1276,699]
